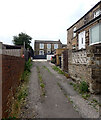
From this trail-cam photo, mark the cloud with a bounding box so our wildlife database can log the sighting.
[0,0,100,49]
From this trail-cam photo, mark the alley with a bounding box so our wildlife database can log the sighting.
[20,60,81,118]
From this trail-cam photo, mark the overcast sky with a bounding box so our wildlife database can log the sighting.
[0,0,100,49]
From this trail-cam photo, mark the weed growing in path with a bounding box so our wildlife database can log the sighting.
[43,66,52,74]
[37,66,46,96]
[52,66,64,74]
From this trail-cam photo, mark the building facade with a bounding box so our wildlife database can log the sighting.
[34,40,62,56]
[67,1,101,50]
[66,1,101,93]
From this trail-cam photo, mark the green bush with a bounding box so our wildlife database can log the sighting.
[79,81,89,93]
[24,58,32,72]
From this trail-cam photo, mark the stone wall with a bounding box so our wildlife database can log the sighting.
[68,44,101,93]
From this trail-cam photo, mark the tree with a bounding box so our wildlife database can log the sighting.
[13,32,32,49]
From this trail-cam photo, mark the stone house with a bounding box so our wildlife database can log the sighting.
[34,40,62,57]
[66,1,101,93]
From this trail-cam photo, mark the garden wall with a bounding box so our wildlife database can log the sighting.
[68,44,101,93]
[0,42,25,118]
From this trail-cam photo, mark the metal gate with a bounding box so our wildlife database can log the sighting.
[63,50,68,72]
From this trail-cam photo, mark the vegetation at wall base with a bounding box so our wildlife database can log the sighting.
[52,66,64,74]
[7,59,32,118]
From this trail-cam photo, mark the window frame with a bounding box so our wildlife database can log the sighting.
[47,44,51,49]
[73,27,76,38]
[54,44,58,49]
[93,9,101,18]
[89,23,101,46]
[40,43,44,49]
[39,50,44,55]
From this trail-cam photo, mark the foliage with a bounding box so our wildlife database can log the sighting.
[82,94,90,100]
[37,66,46,96]
[79,81,89,93]
[12,32,32,49]
[8,59,32,118]
[24,58,32,72]
[52,66,64,74]
[43,66,52,73]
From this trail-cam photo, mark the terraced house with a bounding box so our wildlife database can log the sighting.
[66,1,101,93]
[34,40,62,58]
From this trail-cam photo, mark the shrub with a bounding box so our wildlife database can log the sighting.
[79,81,89,93]
[24,58,32,72]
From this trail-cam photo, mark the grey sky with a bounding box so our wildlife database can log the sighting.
[0,0,100,49]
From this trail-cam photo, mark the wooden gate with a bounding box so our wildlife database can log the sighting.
[63,50,68,72]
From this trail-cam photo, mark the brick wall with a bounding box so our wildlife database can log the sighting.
[2,55,25,118]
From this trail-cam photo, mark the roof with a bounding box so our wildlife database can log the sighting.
[67,1,101,31]
[34,40,62,44]
[3,44,22,49]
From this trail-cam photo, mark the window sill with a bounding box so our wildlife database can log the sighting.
[90,41,101,46]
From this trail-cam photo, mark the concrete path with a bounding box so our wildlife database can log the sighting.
[20,61,81,118]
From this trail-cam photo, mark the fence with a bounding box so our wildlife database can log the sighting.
[2,49,21,57]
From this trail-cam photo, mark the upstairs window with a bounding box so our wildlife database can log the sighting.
[47,44,51,49]
[73,27,76,37]
[94,9,101,18]
[40,43,44,49]
[54,44,58,49]
[90,23,101,45]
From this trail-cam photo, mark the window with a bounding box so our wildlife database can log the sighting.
[78,31,85,50]
[47,44,51,49]
[47,50,51,54]
[72,45,76,49]
[94,9,101,18]
[40,43,44,49]
[73,27,76,37]
[39,50,44,55]
[90,23,101,45]
[54,44,58,49]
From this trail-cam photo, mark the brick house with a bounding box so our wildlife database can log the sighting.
[34,40,62,57]
[65,1,101,93]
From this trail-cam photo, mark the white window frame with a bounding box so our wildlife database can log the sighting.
[40,43,44,49]
[47,50,51,54]
[54,44,58,49]
[78,31,85,50]
[94,9,101,18]
[89,23,101,45]
[73,27,76,37]
[47,44,51,49]
[39,50,44,55]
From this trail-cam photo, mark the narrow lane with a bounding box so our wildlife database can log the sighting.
[21,61,81,118]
